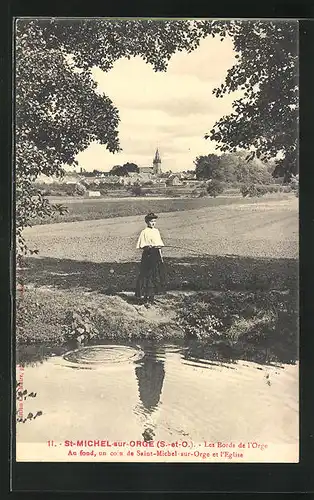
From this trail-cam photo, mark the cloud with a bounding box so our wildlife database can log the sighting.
[133,97,215,117]
[167,35,236,82]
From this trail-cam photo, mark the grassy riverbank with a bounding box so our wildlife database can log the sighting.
[16,280,298,366]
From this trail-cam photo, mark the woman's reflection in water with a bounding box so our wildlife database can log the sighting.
[134,343,165,441]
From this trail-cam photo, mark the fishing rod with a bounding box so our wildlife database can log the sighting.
[163,245,237,259]
[164,244,205,256]
[135,245,236,259]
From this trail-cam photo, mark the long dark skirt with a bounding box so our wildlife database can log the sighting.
[135,247,166,300]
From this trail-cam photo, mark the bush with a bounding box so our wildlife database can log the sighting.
[62,308,99,346]
[198,189,207,198]
[206,180,224,197]
[75,184,86,196]
[241,184,268,197]
[280,185,292,193]
[265,185,279,194]
[241,183,294,198]
[177,290,298,364]
[41,189,51,196]
[164,189,181,197]
[130,184,143,196]
[256,185,268,196]
[191,188,200,197]
[177,300,223,340]
[290,174,299,197]
[62,183,86,196]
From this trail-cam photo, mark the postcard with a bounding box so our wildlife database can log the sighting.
[14,17,299,464]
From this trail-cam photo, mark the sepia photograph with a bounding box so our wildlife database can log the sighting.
[14,18,299,463]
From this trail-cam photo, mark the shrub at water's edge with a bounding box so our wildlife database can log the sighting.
[176,290,298,364]
[16,285,298,366]
[16,287,183,349]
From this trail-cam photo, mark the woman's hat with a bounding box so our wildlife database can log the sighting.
[145,212,158,223]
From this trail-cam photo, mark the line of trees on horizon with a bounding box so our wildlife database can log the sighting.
[194,152,277,185]
[109,162,140,176]
[77,152,279,185]
[77,162,140,177]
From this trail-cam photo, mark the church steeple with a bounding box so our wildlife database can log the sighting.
[154,148,161,163]
[153,148,161,174]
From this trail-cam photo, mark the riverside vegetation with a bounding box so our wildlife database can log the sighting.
[16,251,298,367]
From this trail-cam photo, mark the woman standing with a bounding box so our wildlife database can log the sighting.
[135,212,166,304]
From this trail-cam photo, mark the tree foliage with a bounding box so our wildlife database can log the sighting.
[109,163,139,176]
[109,165,128,176]
[15,19,298,255]
[123,162,139,173]
[15,19,213,253]
[203,20,298,181]
[206,180,224,197]
[194,152,273,184]
[110,162,139,176]
[130,184,143,197]
[195,154,222,181]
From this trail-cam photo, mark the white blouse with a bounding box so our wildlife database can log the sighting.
[136,227,165,249]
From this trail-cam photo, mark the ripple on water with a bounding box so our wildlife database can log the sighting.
[60,345,144,369]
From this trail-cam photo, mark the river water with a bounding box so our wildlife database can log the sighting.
[16,341,299,463]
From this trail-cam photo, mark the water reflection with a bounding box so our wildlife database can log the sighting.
[134,344,165,415]
[133,344,166,441]
[15,339,298,455]
[17,335,286,370]
[183,339,237,364]
[16,344,68,367]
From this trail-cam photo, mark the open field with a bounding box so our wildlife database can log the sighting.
[23,196,298,262]
[33,192,294,225]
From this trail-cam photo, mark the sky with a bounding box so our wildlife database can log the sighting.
[75,33,242,173]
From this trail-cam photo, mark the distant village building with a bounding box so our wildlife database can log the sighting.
[86,190,101,198]
[138,166,154,175]
[122,172,152,186]
[82,175,122,185]
[34,174,79,185]
[138,148,162,175]
[167,175,182,186]
[180,173,197,181]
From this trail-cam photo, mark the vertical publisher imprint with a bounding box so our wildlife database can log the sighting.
[17,365,25,419]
